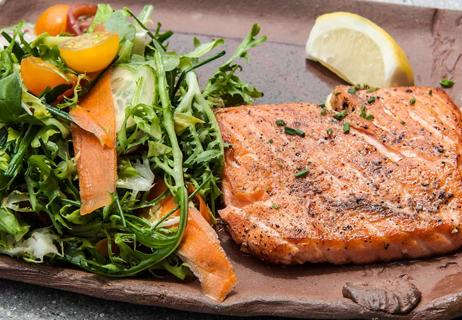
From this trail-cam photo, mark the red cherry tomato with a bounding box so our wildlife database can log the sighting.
[67,4,97,35]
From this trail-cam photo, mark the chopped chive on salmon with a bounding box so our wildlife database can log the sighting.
[343,122,350,134]
[360,106,374,120]
[347,87,357,94]
[275,119,286,126]
[284,126,305,137]
[295,168,308,178]
[333,111,347,121]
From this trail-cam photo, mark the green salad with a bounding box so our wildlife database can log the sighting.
[0,3,265,283]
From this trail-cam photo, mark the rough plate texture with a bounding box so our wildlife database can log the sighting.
[2,0,462,318]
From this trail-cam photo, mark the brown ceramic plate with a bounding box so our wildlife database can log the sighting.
[1,0,462,318]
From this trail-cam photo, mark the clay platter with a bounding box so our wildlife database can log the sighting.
[1,0,462,318]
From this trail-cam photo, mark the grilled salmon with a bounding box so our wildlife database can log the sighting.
[216,86,462,264]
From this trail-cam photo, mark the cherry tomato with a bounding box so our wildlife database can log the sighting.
[67,4,97,35]
[59,32,119,73]
[21,56,73,96]
[35,4,70,36]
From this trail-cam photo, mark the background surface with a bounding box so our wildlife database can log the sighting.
[0,0,459,319]
[373,0,462,9]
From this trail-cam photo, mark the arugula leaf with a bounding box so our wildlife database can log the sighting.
[0,125,38,191]
[0,71,24,123]
[185,38,224,59]
[126,104,162,139]
[0,33,19,77]
[0,49,15,78]
[21,91,70,136]
[1,30,24,61]
[184,149,221,167]
[203,24,266,107]
[148,141,172,157]
[54,158,75,180]
[174,112,204,134]
[135,5,154,26]
[222,24,267,66]
[0,207,29,241]
[0,151,10,172]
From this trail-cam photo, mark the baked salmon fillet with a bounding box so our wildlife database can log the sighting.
[216,86,462,264]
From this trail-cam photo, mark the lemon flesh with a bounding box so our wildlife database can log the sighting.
[306,12,414,88]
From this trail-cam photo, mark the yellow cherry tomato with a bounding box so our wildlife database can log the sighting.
[59,32,119,73]
[20,56,73,96]
[35,4,70,36]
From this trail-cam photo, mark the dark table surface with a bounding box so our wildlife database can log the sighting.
[0,279,280,320]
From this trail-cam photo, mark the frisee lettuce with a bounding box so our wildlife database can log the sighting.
[1,228,60,263]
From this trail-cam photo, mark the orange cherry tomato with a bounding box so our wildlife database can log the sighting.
[21,56,73,96]
[59,32,119,73]
[35,4,70,36]
[67,4,97,35]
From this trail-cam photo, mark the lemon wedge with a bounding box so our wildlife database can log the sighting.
[306,12,414,88]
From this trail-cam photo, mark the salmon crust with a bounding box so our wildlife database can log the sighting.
[216,87,462,264]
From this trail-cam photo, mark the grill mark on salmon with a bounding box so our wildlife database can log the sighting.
[216,86,462,264]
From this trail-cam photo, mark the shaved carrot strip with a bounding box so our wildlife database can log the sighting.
[195,193,212,224]
[70,72,115,148]
[188,185,213,224]
[71,106,114,148]
[146,180,213,223]
[149,179,168,199]
[159,196,178,217]
[178,207,237,301]
[157,195,237,301]
[72,71,116,215]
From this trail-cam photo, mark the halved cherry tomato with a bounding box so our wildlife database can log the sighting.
[67,4,97,35]
[35,4,70,36]
[59,32,119,73]
[20,56,74,96]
